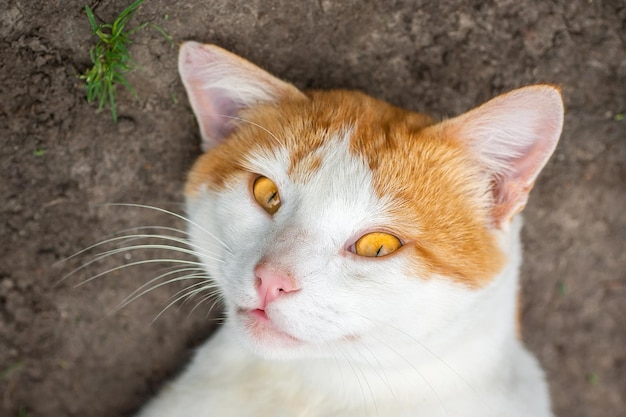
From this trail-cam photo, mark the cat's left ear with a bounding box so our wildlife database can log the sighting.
[178,41,306,151]
[443,85,564,228]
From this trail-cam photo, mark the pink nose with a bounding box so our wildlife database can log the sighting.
[254,263,299,309]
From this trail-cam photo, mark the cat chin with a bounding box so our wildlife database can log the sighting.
[238,308,301,343]
[231,308,305,357]
[230,308,351,360]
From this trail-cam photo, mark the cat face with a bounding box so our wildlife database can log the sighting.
[179,42,563,359]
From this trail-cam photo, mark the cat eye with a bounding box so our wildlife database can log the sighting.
[252,176,281,215]
[354,232,402,257]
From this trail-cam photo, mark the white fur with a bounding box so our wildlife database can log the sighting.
[136,130,552,417]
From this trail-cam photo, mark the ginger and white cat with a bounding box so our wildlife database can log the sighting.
[136,41,563,417]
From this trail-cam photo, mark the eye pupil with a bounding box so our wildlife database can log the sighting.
[253,176,281,215]
[354,232,402,258]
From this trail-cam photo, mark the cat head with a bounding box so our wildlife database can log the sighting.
[178,41,563,358]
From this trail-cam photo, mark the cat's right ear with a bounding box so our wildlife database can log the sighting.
[178,42,306,151]
[442,85,564,228]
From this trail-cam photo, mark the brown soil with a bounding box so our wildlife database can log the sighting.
[1,1,624,416]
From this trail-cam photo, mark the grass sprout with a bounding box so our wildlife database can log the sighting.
[80,0,172,122]
[1,360,25,380]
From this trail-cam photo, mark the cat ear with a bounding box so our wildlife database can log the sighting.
[178,41,306,151]
[444,85,564,228]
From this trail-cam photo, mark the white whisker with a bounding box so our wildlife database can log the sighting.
[120,267,208,305]
[178,282,218,307]
[56,225,193,266]
[207,297,224,318]
[76,258,207,287]
[97,232,212,258]
[91,242,217,262]
[187,291,223,319]
[324,341,348,401]
[334,343,371,417]
[115,272,213,312]
[150,284,216,325]
[216,113,283,146]
[336,324,397,403]
[169,281,217,306]
[60,242,221,286]
[366,331,449,417]
[355,312,487,410]
[101,203,234,254]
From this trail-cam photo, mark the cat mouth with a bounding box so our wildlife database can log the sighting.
[236,308,302,345]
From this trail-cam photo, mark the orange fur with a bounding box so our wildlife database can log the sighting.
[340,92,505,286]
[186,90,505,287]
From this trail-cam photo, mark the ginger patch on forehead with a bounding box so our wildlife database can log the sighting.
[184,88,505,287]
[346,100,505,287]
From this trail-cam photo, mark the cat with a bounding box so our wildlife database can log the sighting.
[135,41,564,417]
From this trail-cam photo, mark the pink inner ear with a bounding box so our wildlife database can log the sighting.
[178,43,250,150]
[178,42,306,151]
[197,90,240,146]
[447,86,564,227]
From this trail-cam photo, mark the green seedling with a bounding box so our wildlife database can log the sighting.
[16,406,29,417]
[586,372,599,385]
[80,0,172,122]
[1,360,25,380]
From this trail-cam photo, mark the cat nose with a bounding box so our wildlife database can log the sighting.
[254,263,299,309]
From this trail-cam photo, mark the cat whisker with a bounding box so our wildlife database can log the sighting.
[207,297,225,319]
[150,283,218,325]
[93,242,217,262]
[93,235,214,260]
[60,241,221,286]
[125,228,225,262]
[326,321,397,405]
[56,225,193,266]
[114,269,212,312]
[186,290,223,320]
[332,341,374,417]
[76,258,208,287]
[323,341,348,401]
[101,203,234,255]
[352,341,395,406]
[216,113,283,146]
[352,312,502,416]
[366,331,450,417]
[207,310,227,323]
[185,291,213,315]
[178,282,212,306]
[169,281,218,306]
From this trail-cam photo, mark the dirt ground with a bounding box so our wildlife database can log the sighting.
[1,0,624,416]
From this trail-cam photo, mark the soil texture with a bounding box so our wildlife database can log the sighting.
[1,0,624,416]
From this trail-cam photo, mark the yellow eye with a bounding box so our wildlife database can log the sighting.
[253,176,281,215]
[354,232,402,257]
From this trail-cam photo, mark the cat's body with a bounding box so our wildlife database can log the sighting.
[138,298,548,417]
[136,42,563,417]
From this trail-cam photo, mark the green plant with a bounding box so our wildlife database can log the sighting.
[1,360,25,380]
[16,406,29,417]
[80,0,172,122]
